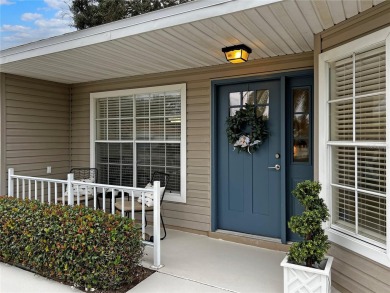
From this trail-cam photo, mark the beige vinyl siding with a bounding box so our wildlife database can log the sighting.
[329,244,390,293]
[0,74,6,194]
[71,52,313,232]
[314,2,390,292]
[4,74,70,180]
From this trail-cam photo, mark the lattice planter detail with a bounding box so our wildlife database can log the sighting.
[281,255,333,293]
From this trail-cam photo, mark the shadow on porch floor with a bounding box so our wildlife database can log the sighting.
[137,229,341,293]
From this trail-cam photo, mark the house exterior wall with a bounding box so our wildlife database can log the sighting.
[314,2,390,292]
[2,74,71,181]
[70,52,313,232]
[0,74,6,194]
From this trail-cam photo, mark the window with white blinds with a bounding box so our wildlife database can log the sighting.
[91,84,186,202]
[329,44,387,247]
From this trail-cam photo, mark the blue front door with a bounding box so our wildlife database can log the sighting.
[216,80,281,238]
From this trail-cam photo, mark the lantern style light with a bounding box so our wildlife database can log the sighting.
[222,44,252,63]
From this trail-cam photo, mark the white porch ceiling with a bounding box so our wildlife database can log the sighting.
[0,0,385,84]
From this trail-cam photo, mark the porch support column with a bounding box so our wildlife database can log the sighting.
[0,73,6,195]
[313,33,321,180]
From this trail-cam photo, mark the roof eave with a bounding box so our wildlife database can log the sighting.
[0,0,281,65]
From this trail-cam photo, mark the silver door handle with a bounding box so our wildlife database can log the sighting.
[268,164,281,171]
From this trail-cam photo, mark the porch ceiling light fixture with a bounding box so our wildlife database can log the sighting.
[222,44,252,64]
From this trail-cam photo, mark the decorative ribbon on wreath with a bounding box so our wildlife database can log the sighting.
[226,104,269,154]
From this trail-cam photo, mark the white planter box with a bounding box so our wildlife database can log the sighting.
[280,255,333,293]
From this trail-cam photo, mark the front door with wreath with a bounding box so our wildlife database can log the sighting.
[216,80,281,238]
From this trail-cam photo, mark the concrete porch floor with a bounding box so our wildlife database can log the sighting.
[137,229,341,293]
[0,228,341,293]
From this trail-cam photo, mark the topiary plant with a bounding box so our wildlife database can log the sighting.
[288,180,330,268]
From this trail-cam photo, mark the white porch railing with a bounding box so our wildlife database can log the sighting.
[7,168,162,269]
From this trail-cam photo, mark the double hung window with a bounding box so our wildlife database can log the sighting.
[91,84,186,202]
[319,27,390,266]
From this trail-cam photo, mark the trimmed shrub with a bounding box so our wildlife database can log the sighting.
[0,196,144,290]
[287,181,330,268]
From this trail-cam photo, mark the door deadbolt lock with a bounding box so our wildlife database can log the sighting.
[268,164,281,171]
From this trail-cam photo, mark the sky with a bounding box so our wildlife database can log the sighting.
[0,0,75,50]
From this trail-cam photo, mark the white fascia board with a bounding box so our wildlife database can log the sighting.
[0,0,281,65]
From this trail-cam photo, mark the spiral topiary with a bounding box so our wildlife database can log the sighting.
[288,181,330,268]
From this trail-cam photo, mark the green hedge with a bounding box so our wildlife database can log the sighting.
[0,196,144,290]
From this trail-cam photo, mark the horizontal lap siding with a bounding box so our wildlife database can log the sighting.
[71,52,313,232]
[5,74,70,180]
[315,2,390,292]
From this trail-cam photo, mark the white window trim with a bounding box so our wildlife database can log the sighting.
[90,83,187,203]
[318,26,390,267]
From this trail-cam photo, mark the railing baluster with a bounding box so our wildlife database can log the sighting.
[111,189,115,215]
[67,173,74,206]
[54,183,58,204]
[141,191,145,240]
[93,187,97,210]
[34,180,38,200]
[28,180,31,200]
[102,188,106,211]
[85,184,88,207]
[131,191,135,220]
[16,178,19,199]
[41,181,44,203]
[48,182,51,205]
[62,183,65,206]
[77,185,80,206]
[153,181,161,268]
[121,190,125,217]
[22,179,25,200]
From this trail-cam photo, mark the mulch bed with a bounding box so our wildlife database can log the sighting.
[0,260,155,292]
[98,267,155,293]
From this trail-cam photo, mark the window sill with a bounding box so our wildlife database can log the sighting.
[326,228,390,267]
[164,192,186,203]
